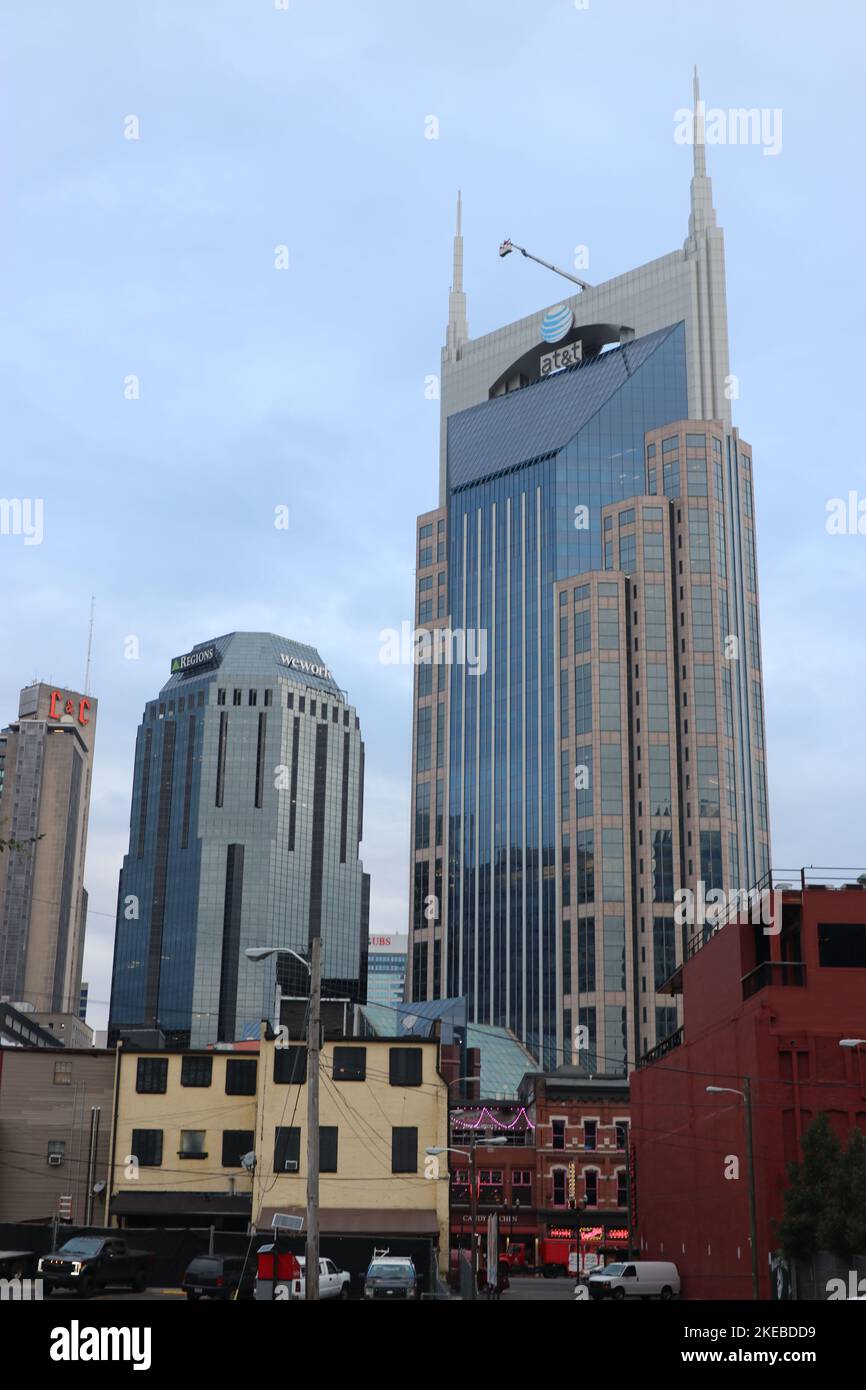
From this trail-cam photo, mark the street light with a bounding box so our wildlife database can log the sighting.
[244,944,310,1032]
[427,1136,508,1298]
[246,941,321,1302]
[706,1082,759,1299]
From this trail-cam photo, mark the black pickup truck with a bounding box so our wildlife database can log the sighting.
[38,1236,149,1296]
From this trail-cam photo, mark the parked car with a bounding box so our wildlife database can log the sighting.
[37,1236,149,1297]
[363,1255,419,1300]
[182,1254,255,1301]
[282,1256,351,1300]
[587,1260,680,1301]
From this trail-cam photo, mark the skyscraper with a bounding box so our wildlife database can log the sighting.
[0,682,97,1013]
[108,633,369,1046]
[407,77,770,1070]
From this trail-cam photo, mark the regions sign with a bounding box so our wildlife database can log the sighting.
[171,646,221,677]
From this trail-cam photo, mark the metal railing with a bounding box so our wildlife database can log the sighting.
[741,960,806,1000]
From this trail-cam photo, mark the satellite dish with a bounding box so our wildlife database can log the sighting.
[240,1151,257,1172]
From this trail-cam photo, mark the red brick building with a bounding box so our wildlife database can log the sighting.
[448,1068,632,1266]
[630,875,866,1299]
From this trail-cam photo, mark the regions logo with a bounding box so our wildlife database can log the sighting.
[540,303,574,344]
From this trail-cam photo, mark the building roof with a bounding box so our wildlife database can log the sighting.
[162,631,343,699]
[357,1001,537,1099]
[446,323,683,491]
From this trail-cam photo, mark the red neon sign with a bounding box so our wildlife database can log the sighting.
[48,691,90,727]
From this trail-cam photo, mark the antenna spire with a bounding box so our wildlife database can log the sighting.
[446,189,468,357]
[687,66,717,240]
[84,595,95,695]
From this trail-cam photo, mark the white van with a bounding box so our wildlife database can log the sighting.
[587,1260,680,1301]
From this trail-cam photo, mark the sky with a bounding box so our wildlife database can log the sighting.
[2,0,864,1033]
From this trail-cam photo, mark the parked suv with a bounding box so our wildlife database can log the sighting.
[363,1255,419,1300]
[182,1254,255,1301]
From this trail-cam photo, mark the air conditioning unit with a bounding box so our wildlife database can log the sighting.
[48,1154,63,1167]
[283,1159,299,1172]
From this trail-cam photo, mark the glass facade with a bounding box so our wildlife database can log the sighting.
[109,633,369,1046]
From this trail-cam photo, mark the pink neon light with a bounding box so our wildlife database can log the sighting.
[452,1105,536,1131]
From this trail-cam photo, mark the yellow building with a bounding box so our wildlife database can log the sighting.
[252,1033,450,1270]
[107,1043,259,1228]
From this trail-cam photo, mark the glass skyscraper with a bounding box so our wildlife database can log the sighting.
[109,632,369,1046]
[407,78,770,1070]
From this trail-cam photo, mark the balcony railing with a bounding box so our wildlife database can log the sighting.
[741,960,806,1000]
[637,1026,683,1068]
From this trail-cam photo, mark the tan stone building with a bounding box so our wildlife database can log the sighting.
[106,1043,259,1229]
[0,682,98,1013]
[0,1046,115,1223]
[252,1033,450,1269]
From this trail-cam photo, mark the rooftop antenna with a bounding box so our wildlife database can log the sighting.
[498,239,592,292]
[84,595,95,695]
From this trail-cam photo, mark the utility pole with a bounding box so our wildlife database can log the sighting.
[84,1106,100,1225]
[468,1140,479,1300]
[743,1077,760,1300]
[305,934,322,1301]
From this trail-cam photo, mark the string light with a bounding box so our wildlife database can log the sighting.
[451,1105,536,1130]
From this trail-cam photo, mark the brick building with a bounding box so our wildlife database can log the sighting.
[448,1067,632,1265]
[630,874,866,1299]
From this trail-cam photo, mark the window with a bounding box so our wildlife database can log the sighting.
[584,1169,598,1205]
[131,1129,163,1167]
[478,1170,504,1204]
[273,1047,307,1085]
[583,1120,597,1151]
[512,1170,533,1205]
[694,667,717,733]
[552,1119,566,1150]
[53,1060,72,1086]
[615,1122,629,1151]
[225,1058,258,1095]
[274,1126,301,1173]
[818,923,866,969]
[389,1048,423,1087]
[222,1130,255,1167]
[47,1140,65,1164]
[392,1126,418,1173]
[552,1169,567,1206]
[617,1169,628,1205]
[136,1058,168,1094]
[653,917,676,988]
[233,689,242,706]
[179,1130,207,1159]
[320,1127,338,1173]
[333,1046,366,1081]
[181,1055,213,1088]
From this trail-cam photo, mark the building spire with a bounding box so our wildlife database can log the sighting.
[688,65,717,240]
[446,189,468,357]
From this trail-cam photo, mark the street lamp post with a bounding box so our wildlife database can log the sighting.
[246,942,321,1301]
[707,1081,759,1299]
[427,1136,508,1299]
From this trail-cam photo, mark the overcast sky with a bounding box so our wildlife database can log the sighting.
[2,0,864,1032]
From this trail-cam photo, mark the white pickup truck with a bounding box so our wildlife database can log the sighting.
[285,1256,351,1300]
